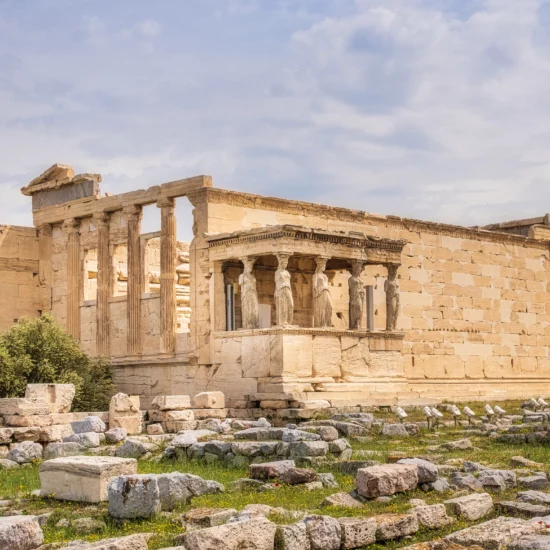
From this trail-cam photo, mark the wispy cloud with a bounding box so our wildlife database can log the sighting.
[1,0,550,234]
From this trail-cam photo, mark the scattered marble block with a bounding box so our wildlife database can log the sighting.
[109,393,142,435]
[0,515,44,550]
[25,384,75,413]
[192,391,226,409]
[151,395,191,410]
[39,456,137,503]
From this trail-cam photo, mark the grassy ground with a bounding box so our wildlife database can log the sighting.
[1,400,547,549]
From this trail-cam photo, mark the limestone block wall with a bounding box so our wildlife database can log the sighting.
[0,225,41,332]
[199,189,550,401]
[211,330,404,401]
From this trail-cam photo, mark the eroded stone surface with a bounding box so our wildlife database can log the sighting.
[356,464,418,498]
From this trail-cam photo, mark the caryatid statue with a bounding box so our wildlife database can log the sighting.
[275,253,294,326]
[348,260,366,330]
[385,263,400,331]
[239,256,259,329]
[313,256,333,327]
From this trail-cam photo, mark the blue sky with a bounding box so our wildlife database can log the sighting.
[2,0,550,237]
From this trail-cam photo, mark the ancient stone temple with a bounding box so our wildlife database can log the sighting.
[3,163,550,406]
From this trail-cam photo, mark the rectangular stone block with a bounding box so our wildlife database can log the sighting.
[164,410,195,422]
[356,464,418,498]
[5,414,53,428]
[39,456,137,503]
[164,420,198,433]
[192,392,225,409]
[110,415,141,435]
[0,399,50,416]
[39,424,74,443]
[151,395,191,410]
[25,384,75,413]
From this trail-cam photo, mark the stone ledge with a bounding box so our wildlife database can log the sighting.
[215,328,405,339]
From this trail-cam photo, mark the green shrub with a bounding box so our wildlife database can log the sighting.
[0,314,115,411]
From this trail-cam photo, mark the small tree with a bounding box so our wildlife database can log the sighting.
[0,315,115,411]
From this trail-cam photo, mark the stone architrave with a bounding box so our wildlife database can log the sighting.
[275,253,294,326]
[239,256,259,329]
[385,263,400,331]
[313,256,333,328]
[348,260,366,330]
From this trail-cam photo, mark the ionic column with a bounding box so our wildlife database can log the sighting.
[37,224,53,313]
[157,197,177,354]
[94,212,110,356]
[124,205,143,356]
[64,218,80,340]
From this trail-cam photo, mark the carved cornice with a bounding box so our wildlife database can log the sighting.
[206,225,407,254]
[22,164,101,196]
[214,327,405,339]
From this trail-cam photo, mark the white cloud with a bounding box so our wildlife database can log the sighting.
[2,0,550,231]
[136,19,161,37]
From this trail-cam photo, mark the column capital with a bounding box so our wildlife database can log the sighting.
[275,252,293,262]
[242,255,258,267]
[315,255,330,268]
[37,223,52,237]
[63,218,80,232]
[93,211,110,226]
[122,204,142,217]
[349,259,366,275]
[386,263,400,277]
[157,197,175,209]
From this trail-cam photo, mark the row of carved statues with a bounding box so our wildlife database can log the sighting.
[238,254,400,331]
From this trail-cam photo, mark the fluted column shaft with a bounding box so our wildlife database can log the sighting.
[124,205,142,356]
[158,197,177,354]
[64,218,80,340]
[95,212,110,356]
[37,224,53,313]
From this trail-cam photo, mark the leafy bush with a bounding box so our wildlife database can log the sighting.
[0,314,115,411]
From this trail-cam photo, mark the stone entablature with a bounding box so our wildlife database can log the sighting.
[206,224,406,265]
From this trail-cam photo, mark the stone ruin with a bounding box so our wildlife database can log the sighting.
[3,390,550,549]
[1,163,550,412]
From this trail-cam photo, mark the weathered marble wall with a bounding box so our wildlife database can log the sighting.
[0,225,40,332]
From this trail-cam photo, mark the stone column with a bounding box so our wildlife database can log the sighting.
[124,205,142,356]
[348,260,366,330]
[312,256,332,328]
[37,224,53,313]
[385,263,400,331]
[275,252,294,326]
[94,211,110,356]
[157,197,177,354]
[64,218,80,340]
[239,256,259,329]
